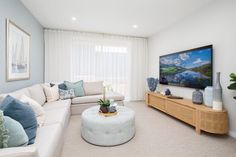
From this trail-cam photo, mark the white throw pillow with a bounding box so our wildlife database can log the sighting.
[83,81,103,95]
[42,85,59,102]
[20,95,45,126]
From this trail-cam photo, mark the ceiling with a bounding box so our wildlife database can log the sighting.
[21,0,216,37]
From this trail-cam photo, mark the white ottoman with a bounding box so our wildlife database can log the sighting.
[81,106,135,146]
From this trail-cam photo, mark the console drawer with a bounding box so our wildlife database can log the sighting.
[166,101,196,126]
[149,95,165,112]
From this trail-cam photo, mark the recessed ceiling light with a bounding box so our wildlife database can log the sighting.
[132,24,138,28]
[72,17,77,21]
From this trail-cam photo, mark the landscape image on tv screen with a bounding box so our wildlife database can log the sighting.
[159,45,212,89]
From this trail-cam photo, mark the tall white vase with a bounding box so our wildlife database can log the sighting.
[204,86,213,107]
[213,72,223,111]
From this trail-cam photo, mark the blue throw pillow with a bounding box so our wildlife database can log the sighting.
[58,83,67,90]
[50,83,55,87]
[0,95,38,145]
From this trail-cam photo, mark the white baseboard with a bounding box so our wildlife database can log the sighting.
[229,131,236,138]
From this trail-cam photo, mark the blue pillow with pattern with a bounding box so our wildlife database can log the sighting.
[59,89,75,100]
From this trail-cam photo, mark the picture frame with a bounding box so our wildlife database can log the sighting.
[6,19,30,81]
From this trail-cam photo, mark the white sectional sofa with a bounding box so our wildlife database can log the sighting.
[0,82,124,157]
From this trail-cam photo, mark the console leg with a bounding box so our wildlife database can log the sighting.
[196,127,201,134]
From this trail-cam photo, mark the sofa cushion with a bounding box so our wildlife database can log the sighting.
[0,145,38,157]
[0,88,31,101]
[28,84,46,105]
[0,96,38,145]
[43,99,71,111]
[64,80,85,97]
[71,92,124,104]
[35,123,62,157]
[83,81,103,95]
[11,88,31,99]
[44,106,70,127]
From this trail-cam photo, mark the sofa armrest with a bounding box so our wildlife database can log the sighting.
[0,146,39,157]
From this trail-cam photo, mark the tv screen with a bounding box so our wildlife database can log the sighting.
[159,45,213,89]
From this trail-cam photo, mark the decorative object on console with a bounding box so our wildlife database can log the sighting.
[213,72,223,111]
[165,89,171,96]
[6,19,30,81]
[192,89,203,104]
[147,77,158,92]
[167,95,183,99]
[227,73,236,99]
[204,86,213,107]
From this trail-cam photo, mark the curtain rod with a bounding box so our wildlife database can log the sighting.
[44,28,148,39]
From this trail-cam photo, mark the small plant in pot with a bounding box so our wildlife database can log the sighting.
[228,73,236,99]
[98,99,110,113]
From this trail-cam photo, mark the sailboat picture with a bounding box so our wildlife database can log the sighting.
[6,19,30,81]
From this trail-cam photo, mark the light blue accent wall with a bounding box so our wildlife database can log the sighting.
[0,0,44,93]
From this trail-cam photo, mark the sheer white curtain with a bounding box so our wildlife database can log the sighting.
[44,29,148,100]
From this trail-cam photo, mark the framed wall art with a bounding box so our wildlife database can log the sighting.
[6,19,30,81]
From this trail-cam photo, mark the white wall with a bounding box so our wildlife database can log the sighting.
[148,0,236,137]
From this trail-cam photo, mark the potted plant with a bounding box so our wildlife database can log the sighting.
[98,99,110,113]
[227,73,236,99]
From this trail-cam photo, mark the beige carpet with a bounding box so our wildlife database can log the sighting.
[61,101,236,157]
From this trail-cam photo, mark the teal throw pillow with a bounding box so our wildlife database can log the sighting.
[0,111,9,148]
[64,80,85,97]
[0,110,29,148]
[0,96,38,145]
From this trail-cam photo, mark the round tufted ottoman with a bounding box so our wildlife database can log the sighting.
[81,106,135,146]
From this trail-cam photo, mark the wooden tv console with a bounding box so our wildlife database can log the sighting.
[145,92,229,135]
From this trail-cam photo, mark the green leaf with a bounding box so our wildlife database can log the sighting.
[230,73,236,79]
[228,83,236,90]
[230,78,236,82]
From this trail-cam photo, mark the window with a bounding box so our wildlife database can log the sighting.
[71,41,129,97]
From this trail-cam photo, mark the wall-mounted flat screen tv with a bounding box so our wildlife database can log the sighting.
[159,45,213,89]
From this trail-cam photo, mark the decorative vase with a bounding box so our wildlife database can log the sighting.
[165,89,171,96]
[192,89,203,104]
[213,72,223,111]
[147,77,158,92]
[204,86,213,107]
[100,106,109,113]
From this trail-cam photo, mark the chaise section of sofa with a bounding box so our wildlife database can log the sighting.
[0,84,70,157]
